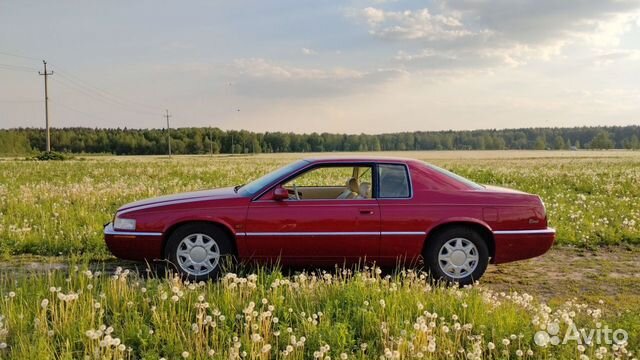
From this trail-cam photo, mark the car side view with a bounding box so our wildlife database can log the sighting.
[104,157,555,285]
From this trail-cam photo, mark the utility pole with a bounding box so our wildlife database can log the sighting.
[209,128,213,156]
[165,109,172,158]
[39,60,54,152]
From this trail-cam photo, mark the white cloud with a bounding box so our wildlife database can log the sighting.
[362,7,474,40]
[231,58,407,98]
[233,58,363,80]
[357,1,640,69]
[301,47,317,55]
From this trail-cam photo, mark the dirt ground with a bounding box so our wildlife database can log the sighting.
[484,246,640,312]
[2,246,639,312]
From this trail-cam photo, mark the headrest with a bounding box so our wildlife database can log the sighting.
[347,177,359,193]
[359,182,371,198]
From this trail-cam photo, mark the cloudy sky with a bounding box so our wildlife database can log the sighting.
[1,0,639,133]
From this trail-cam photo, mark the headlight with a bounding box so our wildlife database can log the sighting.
[114,216,136,231]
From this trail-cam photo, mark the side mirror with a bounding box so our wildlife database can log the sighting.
[273,186,288,201]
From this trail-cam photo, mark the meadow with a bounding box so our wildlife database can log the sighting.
[0,263,637,359]
[0,151,639,359]
[0,151,639,257]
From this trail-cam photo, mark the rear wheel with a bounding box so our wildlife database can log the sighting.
[424,226,489,285]
[165,223,234,281]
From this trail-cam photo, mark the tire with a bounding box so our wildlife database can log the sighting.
[165,223,235,281]
[424,226,489,286]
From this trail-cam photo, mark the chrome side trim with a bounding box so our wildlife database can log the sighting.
[381,231,426,236]
[492,228,555,235]
[237,231,426,237]
[104,223,163,237]
[243,232,379,236]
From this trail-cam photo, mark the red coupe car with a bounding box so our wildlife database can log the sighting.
[104,157,554,284]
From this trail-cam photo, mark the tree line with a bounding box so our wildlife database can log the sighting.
[0,126,639,155]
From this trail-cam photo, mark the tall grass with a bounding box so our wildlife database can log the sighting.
[0,265,635,359]
[1,154,639,257]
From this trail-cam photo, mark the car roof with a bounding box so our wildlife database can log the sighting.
[304,155,420,164]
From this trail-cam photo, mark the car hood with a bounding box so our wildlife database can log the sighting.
[118,187,238,212]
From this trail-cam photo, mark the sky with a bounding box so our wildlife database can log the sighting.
[1,0,639,134]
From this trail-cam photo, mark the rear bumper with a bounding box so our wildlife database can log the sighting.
[103,223,164,261]
[492,227,555,264]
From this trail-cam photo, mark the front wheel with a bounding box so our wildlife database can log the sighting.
[424,227,489,285]
[165,223,234,281]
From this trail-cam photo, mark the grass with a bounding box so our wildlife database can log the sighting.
[0,264,636,359]
[0,151,638,359]
[0,151,639,257]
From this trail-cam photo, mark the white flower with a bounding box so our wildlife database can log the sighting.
[181,351,190,358]
[487,342,495,350]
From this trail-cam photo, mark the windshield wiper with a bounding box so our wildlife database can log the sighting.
[233,184,244,193]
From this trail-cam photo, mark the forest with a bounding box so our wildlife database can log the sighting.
[0,125,639,155]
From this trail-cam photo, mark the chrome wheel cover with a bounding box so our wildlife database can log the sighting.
[176,233,220,276]
[437,237,479,279]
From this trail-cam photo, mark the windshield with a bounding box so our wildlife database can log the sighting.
[239,160,309,196]
[427,163,485,190]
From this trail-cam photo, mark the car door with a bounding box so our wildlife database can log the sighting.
[376,163,425,266]
[243,164,380,265]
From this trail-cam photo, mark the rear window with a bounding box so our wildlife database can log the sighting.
[378,164,410,198]
[427,164,485,190]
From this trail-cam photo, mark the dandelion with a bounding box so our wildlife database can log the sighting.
[181,351,190,358]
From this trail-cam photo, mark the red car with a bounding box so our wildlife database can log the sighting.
[104,157,554,284]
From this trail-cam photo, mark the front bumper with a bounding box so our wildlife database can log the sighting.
[103,222,164,260]
[492,227,555,264]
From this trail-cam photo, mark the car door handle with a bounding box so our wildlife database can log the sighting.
[359,209,375,215]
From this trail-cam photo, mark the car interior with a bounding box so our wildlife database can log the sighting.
[282,166,373,200]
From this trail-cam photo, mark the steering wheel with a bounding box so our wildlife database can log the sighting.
[292,184,300,200]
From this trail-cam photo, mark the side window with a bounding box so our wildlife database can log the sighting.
[282,165,373,200]
[378,164,410,198]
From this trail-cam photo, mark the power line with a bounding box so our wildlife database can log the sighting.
[0,50,41,61]
[165,109,172,158]
[51,100,109,122]
[0,99,42,103]
[52,76,160,117]
[54,67,158,112]
[0,63,39,72]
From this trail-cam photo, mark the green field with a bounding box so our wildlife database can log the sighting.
[1,151,639,257]
[0,151,639,359]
